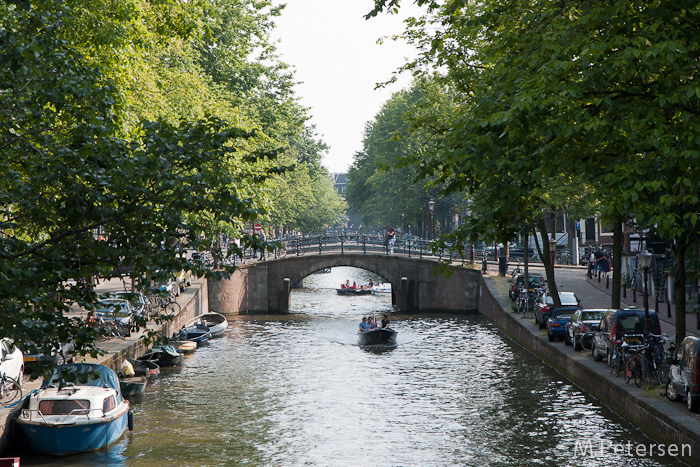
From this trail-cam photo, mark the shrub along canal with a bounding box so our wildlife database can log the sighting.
[14,267,688,466]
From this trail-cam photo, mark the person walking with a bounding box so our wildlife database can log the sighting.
[259,229,266,261]
[386,226,396,255]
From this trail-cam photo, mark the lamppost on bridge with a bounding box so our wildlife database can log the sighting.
[638,249,654,336]
[428,199,435,240]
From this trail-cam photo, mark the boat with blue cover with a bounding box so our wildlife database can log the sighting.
[18,363,132,456]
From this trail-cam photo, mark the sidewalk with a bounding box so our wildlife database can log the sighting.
[494,262,700,339]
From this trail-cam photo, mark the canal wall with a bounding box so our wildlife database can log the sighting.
[477,275,700,466]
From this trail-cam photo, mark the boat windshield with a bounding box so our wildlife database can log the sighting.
[39,399,90,415]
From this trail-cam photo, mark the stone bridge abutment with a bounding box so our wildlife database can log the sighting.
[208,254,481,314]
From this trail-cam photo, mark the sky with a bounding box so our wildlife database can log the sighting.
[270,1,424,174]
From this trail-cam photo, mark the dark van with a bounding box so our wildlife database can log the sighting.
[591,308,662,363]
[666,336,700,413]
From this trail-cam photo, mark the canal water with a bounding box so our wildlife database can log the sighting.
[18,267,688,466]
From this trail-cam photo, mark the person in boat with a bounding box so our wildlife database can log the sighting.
[345,280,351,288]
[368,279,374,288]
[367,316,376,329]
[352,281,357,289]
[380,314,390,329]
[359,316,369,332]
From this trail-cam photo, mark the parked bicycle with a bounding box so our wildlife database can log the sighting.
[0,373,22,407]
[623,343,648,387]
[146,293,181,317]
[644,333,673,385]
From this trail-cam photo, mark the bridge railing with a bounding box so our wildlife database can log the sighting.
[266,231,482,265]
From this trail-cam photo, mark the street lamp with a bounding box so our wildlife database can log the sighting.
[427,199,436,240]
[638,249,654,335]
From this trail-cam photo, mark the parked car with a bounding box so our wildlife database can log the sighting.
[535,292,581,329]
[22,321,75,370]
[547,307,579,342]
[666,336,700,413]
[96,299,134,329]
[590,308,662,363]
[113,292,148,317]
[508,273,545,301]
[565,308,605,350]
[0,338,24,383]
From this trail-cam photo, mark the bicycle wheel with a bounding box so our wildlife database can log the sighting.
[0,376,22,407]
[278,247,287,258]
[633,357,643,387]
[624,355,633,383]
[164,301,181,316]
[298,246,305,256]
[657,352,670,385]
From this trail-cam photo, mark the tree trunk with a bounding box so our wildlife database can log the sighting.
[673,239,687,349]
[550,208,557,265]
[535,217,560,307]
[611,219,622,308]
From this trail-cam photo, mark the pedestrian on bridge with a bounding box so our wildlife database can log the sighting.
[386,226,395,255]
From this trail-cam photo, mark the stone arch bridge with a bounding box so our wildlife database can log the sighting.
[208,253,481,313]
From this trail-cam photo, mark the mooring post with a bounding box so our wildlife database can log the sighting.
[281,278,291,313]
[399,277,408,311]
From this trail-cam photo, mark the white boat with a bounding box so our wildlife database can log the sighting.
[371,283,392,295]
[184,312,228,338]
[18,363,132,456]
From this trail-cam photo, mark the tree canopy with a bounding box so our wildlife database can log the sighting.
[0,0,344,371]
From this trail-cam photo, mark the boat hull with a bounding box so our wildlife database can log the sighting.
[119,376,148,397]
[138,346,183,366]
[358,328,397,346]
[128,358,160,378]
[336,288,372,296]
[185,312,228,338]
[19,404,129,456]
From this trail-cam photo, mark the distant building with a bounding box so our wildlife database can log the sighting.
[331,173,348,195]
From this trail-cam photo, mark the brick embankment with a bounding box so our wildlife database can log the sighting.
[478,270,700,466]
[0,276,208,455]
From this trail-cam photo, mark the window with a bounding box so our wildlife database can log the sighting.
[103,395,117,413]
[39,399,90,415]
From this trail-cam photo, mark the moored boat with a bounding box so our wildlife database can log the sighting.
[119,376,148,397]
[18,363,132,456]
[175,322,211,346]
[370,283,392,295]
[169,339,197,353]
[128,358,160,378]
[358,328,398,346]
[137,345,183,367]
[184,312,228,338]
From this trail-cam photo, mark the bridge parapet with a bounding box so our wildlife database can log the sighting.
[208,253,481,314]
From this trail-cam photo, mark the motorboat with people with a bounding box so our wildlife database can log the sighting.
[358,314,397,345]
[184,312,228,338]
[337,280,374,296]
[18,363,133,456]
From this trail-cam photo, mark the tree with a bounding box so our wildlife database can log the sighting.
[0,0,280,372]
[366,0,700,323]
[347,78,465,233]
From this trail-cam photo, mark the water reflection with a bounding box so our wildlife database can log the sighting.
[15,267,686,466]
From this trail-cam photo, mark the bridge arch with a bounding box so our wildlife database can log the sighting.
[208,253,481,314]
